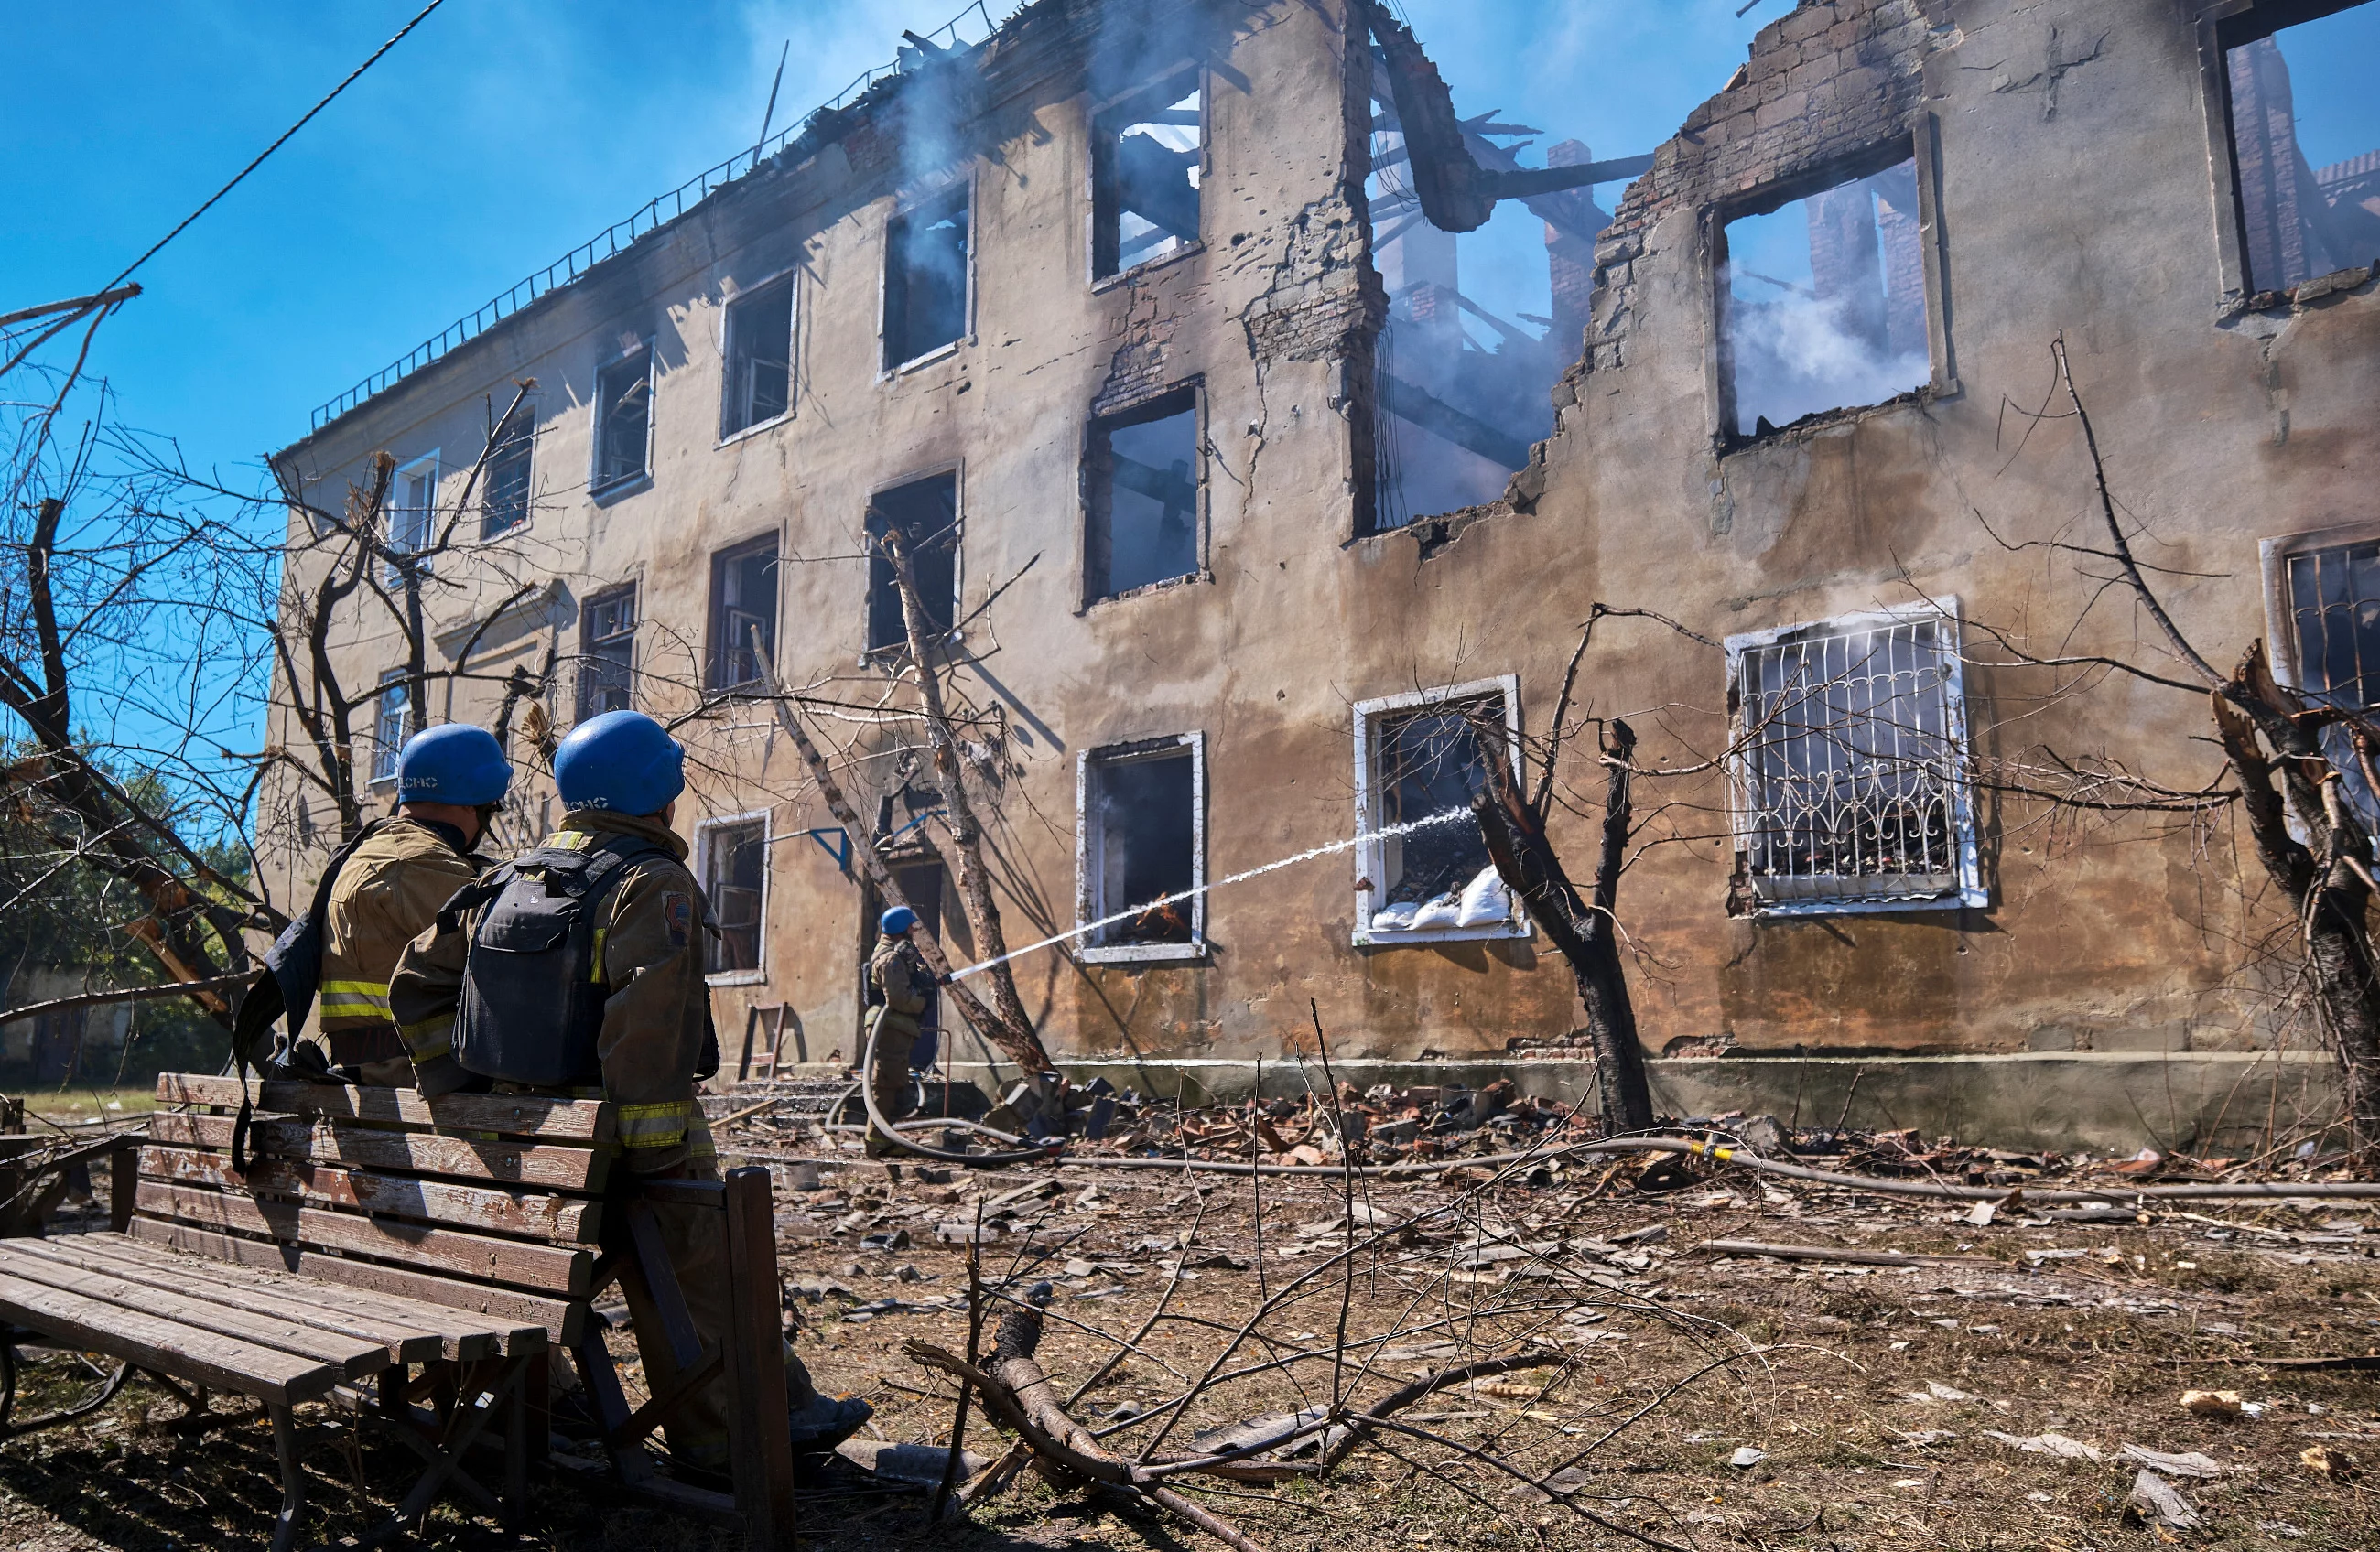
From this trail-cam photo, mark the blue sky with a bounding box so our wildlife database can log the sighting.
[2,0,1779,496]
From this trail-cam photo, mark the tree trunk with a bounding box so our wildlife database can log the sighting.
[1472,718,1655,1132]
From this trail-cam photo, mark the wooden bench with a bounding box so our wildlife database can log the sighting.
[0,1072,796,1551]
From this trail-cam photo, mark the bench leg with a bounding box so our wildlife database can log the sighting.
[503,1359,528,1527]
[268,1403,306,1552]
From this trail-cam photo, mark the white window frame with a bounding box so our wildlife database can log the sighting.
[697,809,772,986]
[385,452,439,584]
[718,269,798,445]
[879,172,977,378]
[1723,598,1982,918]
[590,339,655,501]
[1350,674,1528,947]
[1075,732,1206,965]
[370,669,411,788]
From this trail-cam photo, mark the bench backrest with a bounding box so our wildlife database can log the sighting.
[138,1073,614,1344]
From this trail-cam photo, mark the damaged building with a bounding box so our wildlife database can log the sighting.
[269,0,2380,1150]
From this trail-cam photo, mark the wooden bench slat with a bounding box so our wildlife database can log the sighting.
[0,1267,337,1404]
[127,1219,576,1348]
[156,1073,614,1142]
[147,1112,609,1193]
[135,1181,591,1297]
[16,1234,465,1364]
[141,1146,601,1244]
[0,1245,389,1379]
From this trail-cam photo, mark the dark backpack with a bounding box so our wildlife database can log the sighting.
[442,832,718,1089]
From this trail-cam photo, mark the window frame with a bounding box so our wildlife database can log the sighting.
[577,580,639,722]
[2259,518,2380,695]
[370,669,411,788]
[718,270,798,444]
[706,534,781,694]
[863,467,966,659]
[2197,0,2377,310]
[1075,732,1207,965]
[880,177,977,377]
[1722,598,1983,919]
[1350,674,1529,948]
[481,404,536,539]
[590,340,656,501]
[1082,382,1207,607]
[385,451,439,585]
[1088,65,1209,286]
[697,810,772,986]
[1703,119,1956,453]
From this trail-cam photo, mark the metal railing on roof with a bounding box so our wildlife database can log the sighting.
[308,1,1001,434]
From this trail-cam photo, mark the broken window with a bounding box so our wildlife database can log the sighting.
[1364,80,1604,531]
[1093,72,1202,278]
[1078,736,1202,958]
[700,816,767,975]
[883,187,969,368]
[722,275,795,436]
[1718,156,1930,439]
[371,669,410,785]
[2275,534,2380,824]
[1353,681,1520,942]
[1086,387,1200,600]
[1726,608,1980,915]
[593,343,653,493]
[2223,3,2380,296]
[866,473,960,652]
[708,536,778,691]
[577,583,636,720]
[481,404,534,538]
[385,454,437,583]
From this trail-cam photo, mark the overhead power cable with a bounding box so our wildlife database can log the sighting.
[96,0,449,294]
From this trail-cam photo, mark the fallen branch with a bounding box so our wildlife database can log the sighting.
[1697,1239,1998,1268]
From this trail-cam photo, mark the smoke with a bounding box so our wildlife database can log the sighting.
[1723,282,1928,436]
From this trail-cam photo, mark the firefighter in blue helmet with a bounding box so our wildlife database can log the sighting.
[864,905,936,1157]
[390,709,867,1477]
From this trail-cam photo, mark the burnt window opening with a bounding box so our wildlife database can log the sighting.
[2278,535,2380,828]
[866,473,960,652]
[708,536,778,691]
[1094,72,1203,278]
[1717,156,1930,441]
[1363,68,1604,533]
[1079,738,1202,956]
[722,276,795,436]
[884,187,970,369]
[385,454,438,584]
[481,406,534,538]
[701,817,767,975]
[578,583,637,720]
[371,669,410,785]
[2222,3,2380,296]
[593,344,653,493]
[1726,609,1980,917]
[1087,388,1200,601]
[1353,684,1520,941]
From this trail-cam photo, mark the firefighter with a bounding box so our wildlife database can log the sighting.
[389,709,867,1479]
[863,906,934,1157]
[306,724,509,1084]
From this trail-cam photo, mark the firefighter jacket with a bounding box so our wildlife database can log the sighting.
[868,934,934,1029]
[389,809,718,1175]
[315,817,483,1068]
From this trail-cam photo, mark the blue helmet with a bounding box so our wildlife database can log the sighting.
[395,725,513,805]
[554,710,685,814]
[880,906,918,936]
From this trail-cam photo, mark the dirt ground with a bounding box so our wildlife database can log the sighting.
[0,1148,2374,1552]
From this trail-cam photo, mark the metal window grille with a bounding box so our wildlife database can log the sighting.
[481,409,534,538]
[1731,614,1974,911]
[2283,540,2380,830]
